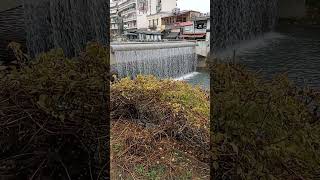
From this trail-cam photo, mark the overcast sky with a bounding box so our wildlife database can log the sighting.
[177,0,210,13]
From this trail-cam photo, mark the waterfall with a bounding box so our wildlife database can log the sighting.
[211,0,278,53]
[23,0,109,58]
[112,44,197,79]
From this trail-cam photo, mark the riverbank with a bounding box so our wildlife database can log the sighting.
[210,62,320,179]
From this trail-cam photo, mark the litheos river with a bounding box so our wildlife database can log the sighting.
[175,70,210,90]
[185,25,320,90]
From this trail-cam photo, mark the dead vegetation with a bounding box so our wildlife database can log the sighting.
[210,62,320,179]
[110,76,210,179]
[0,42,109,180]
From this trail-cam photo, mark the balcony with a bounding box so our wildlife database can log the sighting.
[123,16,137,22]
[120,8,136,15]
[118,0,136,11]
[118,0,135,6]
[111,26,118,30]
[126,25,137,30]
[148,25,157,30]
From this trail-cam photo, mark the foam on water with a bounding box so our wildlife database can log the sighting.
[174,72,200,81]
[113,46,197,79]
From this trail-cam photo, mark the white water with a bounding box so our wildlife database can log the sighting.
[174,72,200,81]
[113,46,197,79]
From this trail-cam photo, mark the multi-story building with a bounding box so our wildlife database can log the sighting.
[146,11,172,31]
[161,10,201,28]
[159,10,201,39]
[180,14,210,40]
[110,0,177,35]
[110,1,120,35]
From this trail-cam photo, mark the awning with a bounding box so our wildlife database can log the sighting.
[180,34,206,38]
[124,33,138,36]
[166,32,180,39]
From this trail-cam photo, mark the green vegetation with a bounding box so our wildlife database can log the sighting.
[210,62,320,179]
[110,76,210,179]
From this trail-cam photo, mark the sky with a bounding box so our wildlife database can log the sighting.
[177,0,210,13]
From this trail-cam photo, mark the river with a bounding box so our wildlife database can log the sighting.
[183,25,320,90]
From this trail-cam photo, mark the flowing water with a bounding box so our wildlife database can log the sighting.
[211,0,278,52]
[215,25,320,89]
[113,46,197,79]
[175,71,210,90]
[24,0,108,57]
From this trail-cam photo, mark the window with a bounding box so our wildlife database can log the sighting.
[149,20,151,26]
[156,19,158,25]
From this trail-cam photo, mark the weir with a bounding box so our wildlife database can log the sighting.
[111,42,197,79]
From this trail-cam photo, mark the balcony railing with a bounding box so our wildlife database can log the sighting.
[120,8,136,15]
[126,25,137,30]
[148,25,157,29]
[118,0,136,11]
[118,0,135,6]
[111,26,118,30]
[123,16,137,22]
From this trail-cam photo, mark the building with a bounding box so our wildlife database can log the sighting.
[110,1,120,35]
[160,10,201,39]
[146,11,172,32]
[124,30,162,41]
[180,15,210,40]
[161,10,201,29]
[110,0,177,35]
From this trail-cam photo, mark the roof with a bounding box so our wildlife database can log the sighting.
[192,16,210,21]
[124,32,138,36]
[127,30,161,35]
[161,10,201,18]
[147,11,172,17]
[166,32,180,39]
[180,34,206,38]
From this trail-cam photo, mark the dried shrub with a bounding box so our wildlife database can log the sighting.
[210,62,320,179]
[0,42,109,180]
[110,76,210,179]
